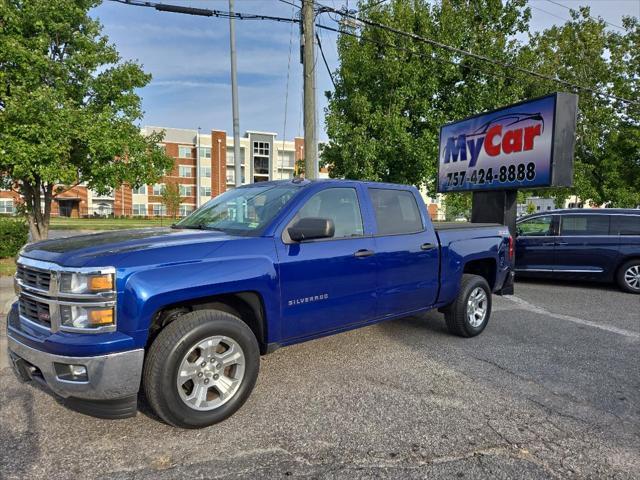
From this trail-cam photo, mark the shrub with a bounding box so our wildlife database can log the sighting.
[0,218,29,258]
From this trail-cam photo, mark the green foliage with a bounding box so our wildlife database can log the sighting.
[526,202,537,215]
[522,10,640,208]
[443,193,471,221]
[0,0,174,240]
[323,0,532,190]
[161,183,181,219]
[323,1,639,208]
[0,218,28,258]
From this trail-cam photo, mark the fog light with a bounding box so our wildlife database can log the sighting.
[54,363,88,382]
[70,365,87,377]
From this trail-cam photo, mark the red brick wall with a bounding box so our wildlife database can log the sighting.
[52,186,88,217]
[158,141,197,206]
[114,185,132,216]
[211,130,227,197]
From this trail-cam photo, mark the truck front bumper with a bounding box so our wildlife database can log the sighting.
[7,313,143,419]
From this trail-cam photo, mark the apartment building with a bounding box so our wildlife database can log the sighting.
[1,127,328,218]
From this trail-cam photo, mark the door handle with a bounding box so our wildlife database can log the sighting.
[556,242,568,246]
[420,242,436,251]
[354,249,375,258]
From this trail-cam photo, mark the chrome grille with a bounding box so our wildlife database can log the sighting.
[18,296,52,327]
[16,264,51,291]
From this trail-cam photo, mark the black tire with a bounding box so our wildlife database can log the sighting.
[616,260,640,294]
[443,274,492,337]
[143,310,260,428]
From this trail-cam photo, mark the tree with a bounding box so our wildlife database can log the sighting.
[443,193,471,221]
[160,183,181,219]
[323,1,639,208]
[522,9,640,208]
[526,202,536,215]
[323,0,532,191]
[0,0,173,240]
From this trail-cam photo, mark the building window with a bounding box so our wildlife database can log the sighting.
[152,183,164,196]
[199,147,211,159]
[227,167,245,184]
[179,165,194,178]
[201,166,211,178]
[178,146,193,158]
[132,204,147,216]
[151,204,166,216]
[0,199,14,214]
[179,204,195,217]
[132,185,146,195]
[253,141,270,156]
[179,185,194,197]
[226,147,245,165]
[200,186,212,197]
[254,157,269,175]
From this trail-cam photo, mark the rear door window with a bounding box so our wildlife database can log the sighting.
[610,215,640,235]
[517,216,553,236]
[369,188,423,235]
[560,215,610,236]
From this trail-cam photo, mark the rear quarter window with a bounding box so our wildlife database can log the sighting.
[610,215,640,235]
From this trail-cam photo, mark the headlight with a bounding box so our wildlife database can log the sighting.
[59,273,114,294]
[60,305,115,329]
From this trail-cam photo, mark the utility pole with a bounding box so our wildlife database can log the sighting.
[229,0,242,188]
[301,0,318,179]
[196,126,201,207]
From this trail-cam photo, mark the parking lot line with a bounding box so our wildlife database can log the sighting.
[504,295,640,339]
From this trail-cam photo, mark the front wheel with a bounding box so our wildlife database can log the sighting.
[443,274,492,337]
[617,260,640,294]
[143,310,260,428]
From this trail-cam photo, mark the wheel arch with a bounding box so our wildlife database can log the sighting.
[462,258,497,290]
[147,291,269,354]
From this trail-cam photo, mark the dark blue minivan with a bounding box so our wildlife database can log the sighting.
[515,209,640,294]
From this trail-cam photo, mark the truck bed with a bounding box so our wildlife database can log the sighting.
[433,222,502,230]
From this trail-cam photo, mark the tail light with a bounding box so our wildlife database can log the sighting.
[508,235,514,261]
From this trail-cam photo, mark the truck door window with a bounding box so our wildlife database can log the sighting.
[517,216,553,236]
[369,188,423,235]
[293,188,364,239]
[560,215,609,236]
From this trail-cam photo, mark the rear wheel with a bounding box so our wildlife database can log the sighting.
[143,310,260,428]
[443,274,492,337]
[617,260,640,294]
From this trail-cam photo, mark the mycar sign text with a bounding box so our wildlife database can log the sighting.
[437,93,578,193]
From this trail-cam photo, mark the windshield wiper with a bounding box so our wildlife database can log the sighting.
[172,222,226,232]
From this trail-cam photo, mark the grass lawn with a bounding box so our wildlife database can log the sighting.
[50,217,170,230]
[0,257,16,277]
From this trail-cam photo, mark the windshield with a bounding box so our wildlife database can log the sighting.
[175,183,301,234]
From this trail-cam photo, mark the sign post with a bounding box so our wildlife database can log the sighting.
[437,92,578,237]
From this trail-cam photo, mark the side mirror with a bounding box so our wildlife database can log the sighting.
[288,217,335,242]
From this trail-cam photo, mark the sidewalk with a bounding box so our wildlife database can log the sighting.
[0,276,16,370]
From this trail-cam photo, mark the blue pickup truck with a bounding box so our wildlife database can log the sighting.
[8,179,513,428]
[515,209,640,293]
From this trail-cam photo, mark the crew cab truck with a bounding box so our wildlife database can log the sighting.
[7,180,514,428]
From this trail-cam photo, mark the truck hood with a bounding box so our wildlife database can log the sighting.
[20,228,237,268]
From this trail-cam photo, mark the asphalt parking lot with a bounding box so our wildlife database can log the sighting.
[1,278,638,479]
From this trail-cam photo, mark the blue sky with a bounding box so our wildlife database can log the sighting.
[92,0,639,141]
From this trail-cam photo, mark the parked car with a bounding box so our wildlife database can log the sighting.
[8,179,513,428]
[515,209,640,293]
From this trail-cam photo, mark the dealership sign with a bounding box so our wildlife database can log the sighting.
[437,93,578,193]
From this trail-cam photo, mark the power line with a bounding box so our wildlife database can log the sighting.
[280,1,297,179]
[316,31,337,89]
[107,0,298,23]
[317,4,638,106]
[544,0,625,31]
